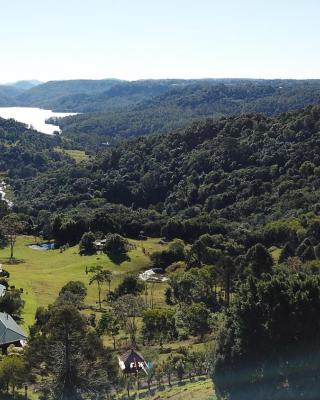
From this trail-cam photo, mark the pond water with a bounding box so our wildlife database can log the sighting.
[28,242,55,251]
[0,107,77,135]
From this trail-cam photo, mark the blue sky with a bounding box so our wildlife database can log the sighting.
[1,0,320,82]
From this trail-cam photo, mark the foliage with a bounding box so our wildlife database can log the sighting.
[97,310,120,349]
[79,231,96,255]
[113,294,145,347]
[166,266,219,310]
[175,303,211,339]
[113,274,145,298]
[0,356,26,396]
[0,289,25,317]
[88,266,112,310]
[0,214,25,260]
[151,239,186,270]
[58,281,87,307]
[212,269,320,400]
[59,80,320,145]
[10,105,320,246]
[26,301,118,400]
[243,243,273,278]
[103,233,130,255]
[142,307,177,346]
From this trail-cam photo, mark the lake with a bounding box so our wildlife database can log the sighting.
[0,107,77,135]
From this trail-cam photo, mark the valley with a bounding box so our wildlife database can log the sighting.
[1,80,320,400]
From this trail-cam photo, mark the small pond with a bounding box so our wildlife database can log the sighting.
[28,242,55,251]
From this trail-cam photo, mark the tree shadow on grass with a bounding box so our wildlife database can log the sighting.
[107,252,131,265]
[0,258,25,265]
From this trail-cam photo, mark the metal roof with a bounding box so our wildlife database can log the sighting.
[119,349,145,365]
[0,313,27,346]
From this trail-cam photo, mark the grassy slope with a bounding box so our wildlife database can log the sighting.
[0,236,166,328]
[134,378,215,400]
[54,147,89,163]
[28,378,215,400]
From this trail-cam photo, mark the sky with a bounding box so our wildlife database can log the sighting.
[1,0,320,83]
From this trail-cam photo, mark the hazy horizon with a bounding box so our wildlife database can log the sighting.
[3,76,320,87]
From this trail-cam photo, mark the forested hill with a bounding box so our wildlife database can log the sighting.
[0,118,72,179]
[3,78,211,111]
[10,105,320,240]
[59,80,320,145]
[16,79,123,109]
[0,85,21,106]
[40,80,191,113]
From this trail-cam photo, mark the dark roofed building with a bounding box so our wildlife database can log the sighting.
[118,349,147,374]
[0,313,27,353]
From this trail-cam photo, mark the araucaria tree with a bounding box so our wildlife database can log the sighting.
[88,266,112,310]
[26,293,118,399]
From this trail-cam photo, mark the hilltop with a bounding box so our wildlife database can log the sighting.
[8,105,320,240]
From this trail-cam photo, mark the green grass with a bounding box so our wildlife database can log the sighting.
[129,378,215,400]
[54,147,89,163]
[0,236,167,328]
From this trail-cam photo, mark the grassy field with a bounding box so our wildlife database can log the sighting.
[0,236,167,328]
[54,147,89,163]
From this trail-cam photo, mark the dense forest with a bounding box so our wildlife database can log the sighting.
[8,105,320,241]
[0,117,73,179]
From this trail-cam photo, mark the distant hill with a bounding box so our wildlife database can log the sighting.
[9,80,42,90]
[43,79,197,112]
[58,80,320,145]
[17,79,123,108]
[0,85,21,106]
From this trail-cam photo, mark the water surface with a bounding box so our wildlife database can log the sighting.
[28,243,55,251]
[0,107,77,135]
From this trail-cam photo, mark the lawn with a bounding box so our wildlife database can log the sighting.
[0,236,167,328]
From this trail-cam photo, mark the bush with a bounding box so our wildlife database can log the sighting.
[79,231,96,255]
[103,233,130,255]
[150,240,186,270]
[113,275,145,298]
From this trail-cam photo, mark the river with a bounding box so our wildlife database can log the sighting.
[0,106,77,135]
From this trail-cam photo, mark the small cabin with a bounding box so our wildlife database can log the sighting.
[93,239,107,251]
[118,349,148,374]
[0,313,27,354]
